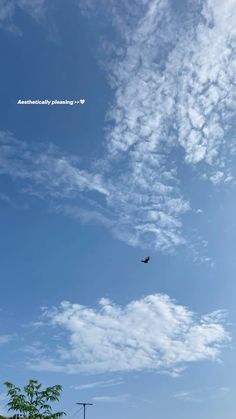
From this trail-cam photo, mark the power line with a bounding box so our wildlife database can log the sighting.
[77,406,85,419]
[76,402,93,419]
[67,405,84,419]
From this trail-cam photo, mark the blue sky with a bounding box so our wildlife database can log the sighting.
[0,0,236,418]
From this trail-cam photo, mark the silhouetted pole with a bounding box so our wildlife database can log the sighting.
[76,402,93,419]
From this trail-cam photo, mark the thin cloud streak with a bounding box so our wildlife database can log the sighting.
[71,378,124,390]
[172,385,232,403]
[92,394,129,403]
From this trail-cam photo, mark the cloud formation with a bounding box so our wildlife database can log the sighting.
[99,0,236,247]
[0,0,236,253]
[0,334,12,345]
[0,130,188,252]
[71,378,123,390]
[0,132,108,198]
[92,394,129,403]
[0,0,46,32]
[173,385,232,403]
[26,294,230,375]
[173,391,202,403]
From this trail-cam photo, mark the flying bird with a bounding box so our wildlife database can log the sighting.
[141,256,150,263]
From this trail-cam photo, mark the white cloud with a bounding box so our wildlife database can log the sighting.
[51,0,236,250]
[217,386,231,394]
[84,0,236,249]
[173,391,201,403]
[0,130,188,253]
[0,0,46,32]
[71,378,124,390]
[0,132,109,198]
[17,0,46,21]
[210,171,224,185]
[173,385,232,403]
[1,0,236,253]
[0,334,13,345]
[100,0,236,167]
[26,294,230,375]
[0,0,15,29]
[22,341,46,356]
[92,394,129,403]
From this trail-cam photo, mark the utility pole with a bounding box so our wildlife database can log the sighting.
[76,402,93,419]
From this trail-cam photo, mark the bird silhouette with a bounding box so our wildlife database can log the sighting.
[141,256,150,263]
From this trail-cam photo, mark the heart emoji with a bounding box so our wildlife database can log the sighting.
[80,99,85,104]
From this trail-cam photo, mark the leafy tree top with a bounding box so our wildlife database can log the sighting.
[4,379,66,419]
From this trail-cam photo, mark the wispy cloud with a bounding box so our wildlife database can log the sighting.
[92,394,129,403]
[17,0,46,21]
[81,0,236,250]
[1,0,236,253]
[0,130,189,253]
[99,0,236,248]
[173,391,202,403]
[25,294,230,375]
[71,378,124,390]
[0,192,10,203]
[0,132,108,198]
[0,0,15,30]
[173,385,232,403]
[0,334,13,345]
[0,0,46,33]
[22,341,47,356]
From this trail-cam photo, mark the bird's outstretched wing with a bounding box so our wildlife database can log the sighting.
[141,256,150,263]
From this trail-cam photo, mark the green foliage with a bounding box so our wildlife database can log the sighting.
[4,379,66,419]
